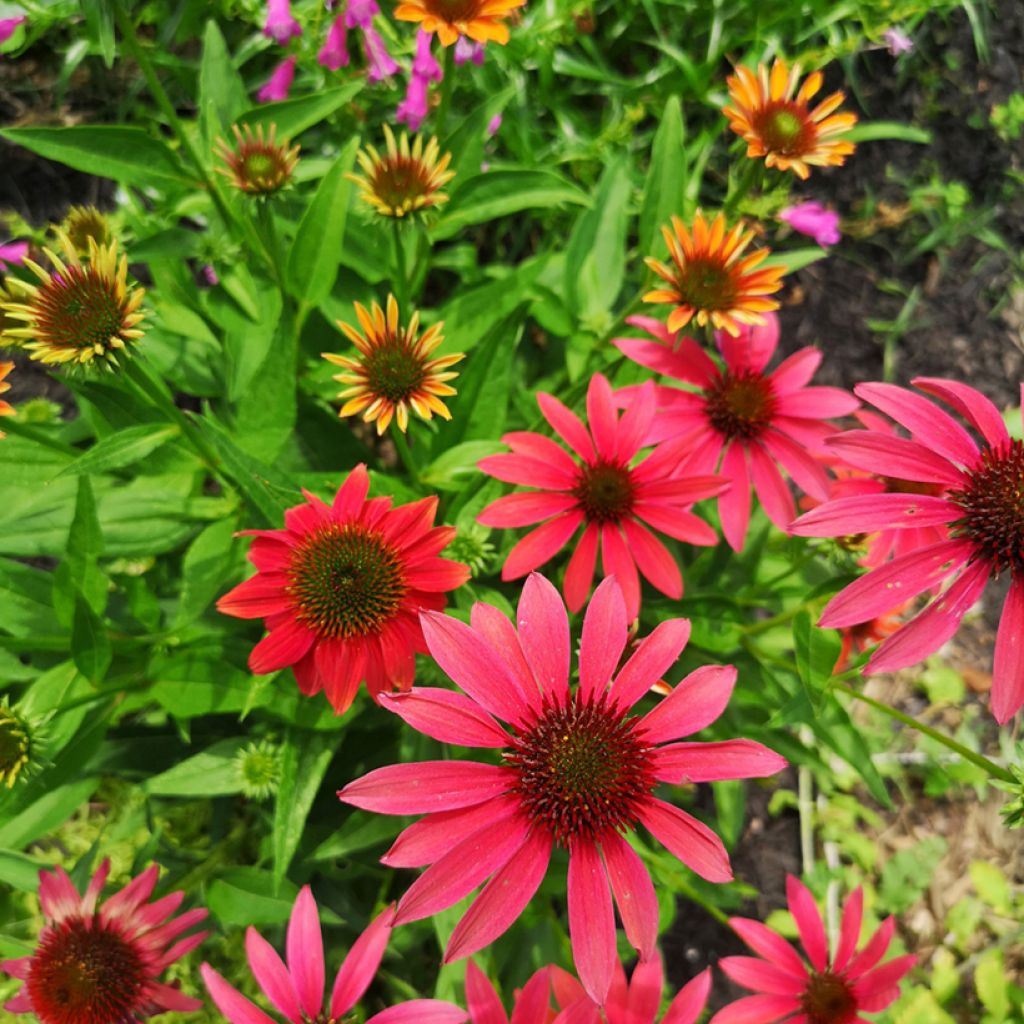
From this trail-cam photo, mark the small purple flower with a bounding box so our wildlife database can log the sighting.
[0,241,28,269]
[318,14,350,69]
[453,37,485,66]
[412,29,443,82]
[0,16,25,47]
[263,0,302,43]
[396,74,430,131]
[201,264,220,287]
[779,201,841,247]
[345,0,379,28]
[258,55,297,102]
[486,113,502,137]
[362,26,398,83]
[882,27,914,56]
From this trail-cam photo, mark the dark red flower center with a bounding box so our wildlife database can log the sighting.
[801,970,858,1024]
[288,523,407,639]
[948,439,1024,577]
[26,917,148,1024]
[504,692,656,846]
[38,270,125,354]
[572,460,635,524]
[675,257,740,313]
[704,369,777,441]
[363,338,427,404]
[753,101,816,156]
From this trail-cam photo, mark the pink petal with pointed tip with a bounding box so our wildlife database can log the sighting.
[654,740,787,783]
[785,876,827,972]
[568,841,616,1005]
[502,512,584,580]
[633,503,720,546]
[517,573,571,703]
[719,956,806,996]
[913,377,1009,449]
[509,966,554,1024]
[718,443,751,552]
[478,491,579,528]
[638,798,732,882]
[601,832,658,962]
[202,963,280,1024]
[824,431,965,487]
[380,688,509,747]
[749,443,794,531]
[774,386,858,420]
[330,904,395,1017]
[470,601,543,715]
[333,464,370,518]
[579,576,629,702]
[832,888,863,974]
[586,373,619,461]
[478,452,577,490]
[707,993,802,1024]
[760,429,831,502]
[249,618,315,674]
[728,918,807,977]
[538,392,596,463]
[564,522,600,612]
[792,493,958,536]
[366,999,469,1024]
[766,348,819,395]
[992,576,1024,723]
[600,523,641,621]
[338,761,515,814]
[614,335,718,387]
[287,887,324,1019]
[851,954,916,1003]
[464,960,507,1024]
[663,968,713,1024]
[622,519,682,599]
[245,928,302,1023]
[610,618,692,712]
[615,381,656,462]
[638,664,737,743]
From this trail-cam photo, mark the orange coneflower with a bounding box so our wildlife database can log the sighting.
[394,0,524,46]
[1,234,145,369]
[348,126,454,219]
[323,294,462,434]
[214,123,299,196]
[0,361,13,438]
[723,58,858,180]
[644,210,788,336]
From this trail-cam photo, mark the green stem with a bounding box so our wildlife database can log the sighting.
[434,45,457,139]
[391,423,419,482]
[833,682,1014,783]
[743,594,821,636]
[256,200,289,299]
[391,217,409,312]
[51,678,153,716]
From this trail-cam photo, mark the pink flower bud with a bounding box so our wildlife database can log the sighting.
[486,113,502,137]
[318,14,350,69]
[396,74,430,131]
[258,55,297,102]
[779,201,841,247]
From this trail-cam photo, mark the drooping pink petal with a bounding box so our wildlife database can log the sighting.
[464,961,508,1024]
[720,956,807,997]
[818,539,973,629]
[707,993,803,1024]
[851,954,916,1005]
[992,575,1024,723]
[613,332,718,388]
[502,512,584,580]
[245,928,302,1023]
[654,740,787,784]
[845,917,896,980]
[330,905,395,1017]
[470,602,543,714]
[586,373,620,461]
[832,887,863,974]
[637,799,732,883]
[824,431,966,487]
[579,575,629,702]
[338,761,515,814]
[601,832,658,962]
[622,519,683,599]
[444,828,552,962]
[286,887,325,1019]
[509,967,555,1024]
[379,688,510,747]
[600,524,641,621]
[202,964,280,1024]
[365,1000,469,1024]
[913,377,1010,450]
[638,665,737,743]
[785,876,828,973]
[633,503,719,546]
[567,841,616,1005]
[217,574,291,619]
[663,968,713,1024]
[718,442,752,552]
[760,429,830,501]
[249,618,316,674]
[503,431,581,477]
[775,386,857,420]
[517,573,571,703]
[728,918,807,977]
[609,618,692,712]
[791,493,958,535]
[615,381,657,462]
[564,522,600,612]
[537,392,597,463]
[749,442,794,531]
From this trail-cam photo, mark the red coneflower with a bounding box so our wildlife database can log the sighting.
[477,372,726,620]
[465,960,554,1023]
[217,464,470,714]
[0,860,207,1024]
[338,574,786,1004]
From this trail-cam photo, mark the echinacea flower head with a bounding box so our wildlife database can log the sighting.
[644,211,788,336]
[615,314,858,552]
[465,960,553,1023]
[477,372,727,619]
[263,0,302,42]
[552,956,711,1024]
[233,739,280,800]
[0,701,32,786]
[394,0,523,46]
[323,295,462,434]
[217,464,470,715]
[0,360,13,438]
[59,205,112,254]
[1,233,145,369]
[201,887,468,1024]
[349,125,455,218]
[779,201,840,247]
[339,574,786,1004]
[712,876,915,1024]
[1,860,208,1023]
[214,123,300,196]
[723,59,858,180]
[791,378,1024,723]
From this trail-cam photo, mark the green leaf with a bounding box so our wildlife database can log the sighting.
[286,137,360,306]
[432,170,589,241]
[198,19,249,147]
[273,729,342,882]
[310,811,403,861]
[0,849,44,891]
[174,519,238,627]
[208,868,299,926]
[0,126,191,188]
[81,0,115,67]
[238,81,364,140]
[975,952,1010,1019]
[762,248,828,272]
[56,425,180,478]
[0,557,58,636]
[811,698,891,807]
[64,476,106,618]
[144,738,248,796]
[879,836,946,913]
[0,777,98,849]
[793,612,841,694]
[71,593,111,684]
[969,860,1011,913]
[444,87,514,183]
[563,154,631,320]
[420,441,503,491]
[846,122,931,144]
[639,96,686,255]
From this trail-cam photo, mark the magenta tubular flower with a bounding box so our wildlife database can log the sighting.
[711,877,915,1024]
[0,241,28,268]
[465,961,553,1023]
[338,574,786,1005]
[883,27,913,55]
[615,313,858,551]
[396,73,431,130]
[263,0,302,42]
[552,956,711,1024]
[202,887,467,1024]
[258,55,297,102]
[1,860,207,1023]
[413,28,444,80]
[363,26,399,82]
[319,14,350,69]
[779,202,841,247]
[791,378,1024,722]
[477,372,727,620]
[454,36,486,64]
[346,0,381,28]
[0,16,25,45]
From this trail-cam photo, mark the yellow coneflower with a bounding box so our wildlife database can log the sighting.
[1,233,145,369]
[347,126,454,219]
[644,210,788,336]
[394,0,524,45]
[723,58,858,180]
[214,123,300,196]
[60,204,112,254]
[323,294,462,434]
[0,361,13,438]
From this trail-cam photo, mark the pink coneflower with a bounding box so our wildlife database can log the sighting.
[201,887,467,1024]
[779,202,840,247]
[711,876,915,1024]
[1,860,207,1023]
[466,960,553,1023]
[263,0,302,42]
[477,372,727,620]
[258,55,297,102]
[552,956,711,1024]
[338,574,787,1004]
[615,313,858,551]
[791,378,1024,723]
[216,464,469,715]
[319,14,350,69]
